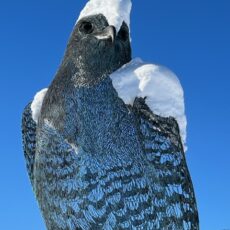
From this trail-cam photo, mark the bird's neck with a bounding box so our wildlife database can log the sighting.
[41,65,143,162]
[42,58,141,152]
[73,76,126,139]
[58,54,114,87]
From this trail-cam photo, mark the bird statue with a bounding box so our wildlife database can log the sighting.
[22,0,199,229]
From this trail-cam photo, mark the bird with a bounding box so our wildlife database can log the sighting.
[22,0,199,229]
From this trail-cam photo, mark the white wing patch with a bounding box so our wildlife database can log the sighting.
[77,0,132,33]
[31,88,48,123]
[110,58,187,150]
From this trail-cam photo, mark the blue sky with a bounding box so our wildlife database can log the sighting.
[0,0,229,229]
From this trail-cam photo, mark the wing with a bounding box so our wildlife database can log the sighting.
[133,97,199,230]
[111,58,187,149]
[22,88,48,188]
[22,103,37,187]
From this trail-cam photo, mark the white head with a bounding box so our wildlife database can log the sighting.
[77,0,132,33]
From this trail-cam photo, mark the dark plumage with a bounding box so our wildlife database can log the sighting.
[22,13,199,230]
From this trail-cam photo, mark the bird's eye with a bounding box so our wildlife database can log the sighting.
[79,21,94,34]
[118,28,129,41]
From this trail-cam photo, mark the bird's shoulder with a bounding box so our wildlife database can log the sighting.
[132,97,182,151]
[111,58,186,148]
[111,57,184,111]
[22,88,48,184]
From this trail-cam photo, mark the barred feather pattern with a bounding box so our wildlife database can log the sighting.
[132,97,199,230]
[22,97,199,229]
[22,99,199,229]
[34,120,162,230]
[22,103,37,187]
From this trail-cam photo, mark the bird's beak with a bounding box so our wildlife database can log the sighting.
[94,26,116,43]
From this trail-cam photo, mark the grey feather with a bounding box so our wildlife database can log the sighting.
[22,103,37,188]
[22,14,199,229]
[132,97,199,229]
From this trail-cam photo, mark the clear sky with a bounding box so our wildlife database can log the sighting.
[0,0,229,229]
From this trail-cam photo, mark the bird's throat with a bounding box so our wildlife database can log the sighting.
[68,77,138,156]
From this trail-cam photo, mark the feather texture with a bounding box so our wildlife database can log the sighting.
[22,6,199,229]
[22,103,37,188]
[132,97,199,229]
[22,95,199,229]
[111,58,187,149]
